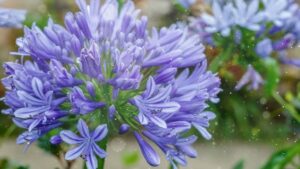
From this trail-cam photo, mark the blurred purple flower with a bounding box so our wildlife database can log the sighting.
[273,34,296,51]
[232,0,264,31]
[262,0,293,26]
[255,38,273,58]
[0,8,26,28]
[201,1,234,36]
[235,65,264,91]
[177,0,196,9]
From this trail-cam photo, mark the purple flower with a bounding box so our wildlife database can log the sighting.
[131,77,181,128]
[262,0,293,26]
[273,34,296,51]
[79,42,102,79]
[232,0,264,31]
[60,119,108,169]
[235,65,264,91]
[50,135,63,145]
[2,61,67,142]
[194,0,300,46]
[0,8,26,28]
[1,0,221,168]
[200,0,264,37]
[69,87,105,115]
[119,124,130,134]
[134,132,160,166]
[132,61,220,166]
[177,0,196,9]
[201,2,235,36]
[17,123,61,151]
[255,38,273,58]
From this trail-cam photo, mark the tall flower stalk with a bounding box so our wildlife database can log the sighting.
[1,0,221,169]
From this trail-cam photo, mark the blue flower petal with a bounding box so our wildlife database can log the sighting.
[65,143,86,160]
[134,132,160,167]
[77,119,90,138]
[60,130,84,144]
[92,124,108,142]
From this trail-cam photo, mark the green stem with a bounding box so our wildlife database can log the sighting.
[97,139,107,169]
[272,92,300,122]
[83,162,87,169]
[0,125,16,145]
[209,45,234,73]
[168,161,177,169]
[118,0,125,9]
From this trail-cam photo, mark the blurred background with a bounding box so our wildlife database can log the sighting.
[0,0,299,169]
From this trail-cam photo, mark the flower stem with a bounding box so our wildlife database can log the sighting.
[209,45,234,73]
[168,162,177,169]
[272,92,300,122]
[98,138,108,169]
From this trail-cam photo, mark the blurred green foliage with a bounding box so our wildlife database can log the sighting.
[261,141,300,169]
[233,160,244,169]
[0,158,28,169]
[233,141,300,169]
[121,151,140,166]
[24,0,74,28]
[205,25,299,140]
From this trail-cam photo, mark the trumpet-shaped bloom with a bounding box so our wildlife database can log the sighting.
[60,119,108,169]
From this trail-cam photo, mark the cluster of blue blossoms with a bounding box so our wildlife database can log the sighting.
[191,0,300,90]
[0,8,26,28]
[1,0,221,169]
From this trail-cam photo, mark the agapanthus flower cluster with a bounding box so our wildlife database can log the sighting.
[1,0,221,168]
[190,0,300,90]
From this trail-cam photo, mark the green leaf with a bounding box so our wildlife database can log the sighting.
[263,58,280,96]
[122,151,140,166]
[273,92,300,123]
[261,141,300,169]
[173,0,188,14]
[233,160,244,169]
